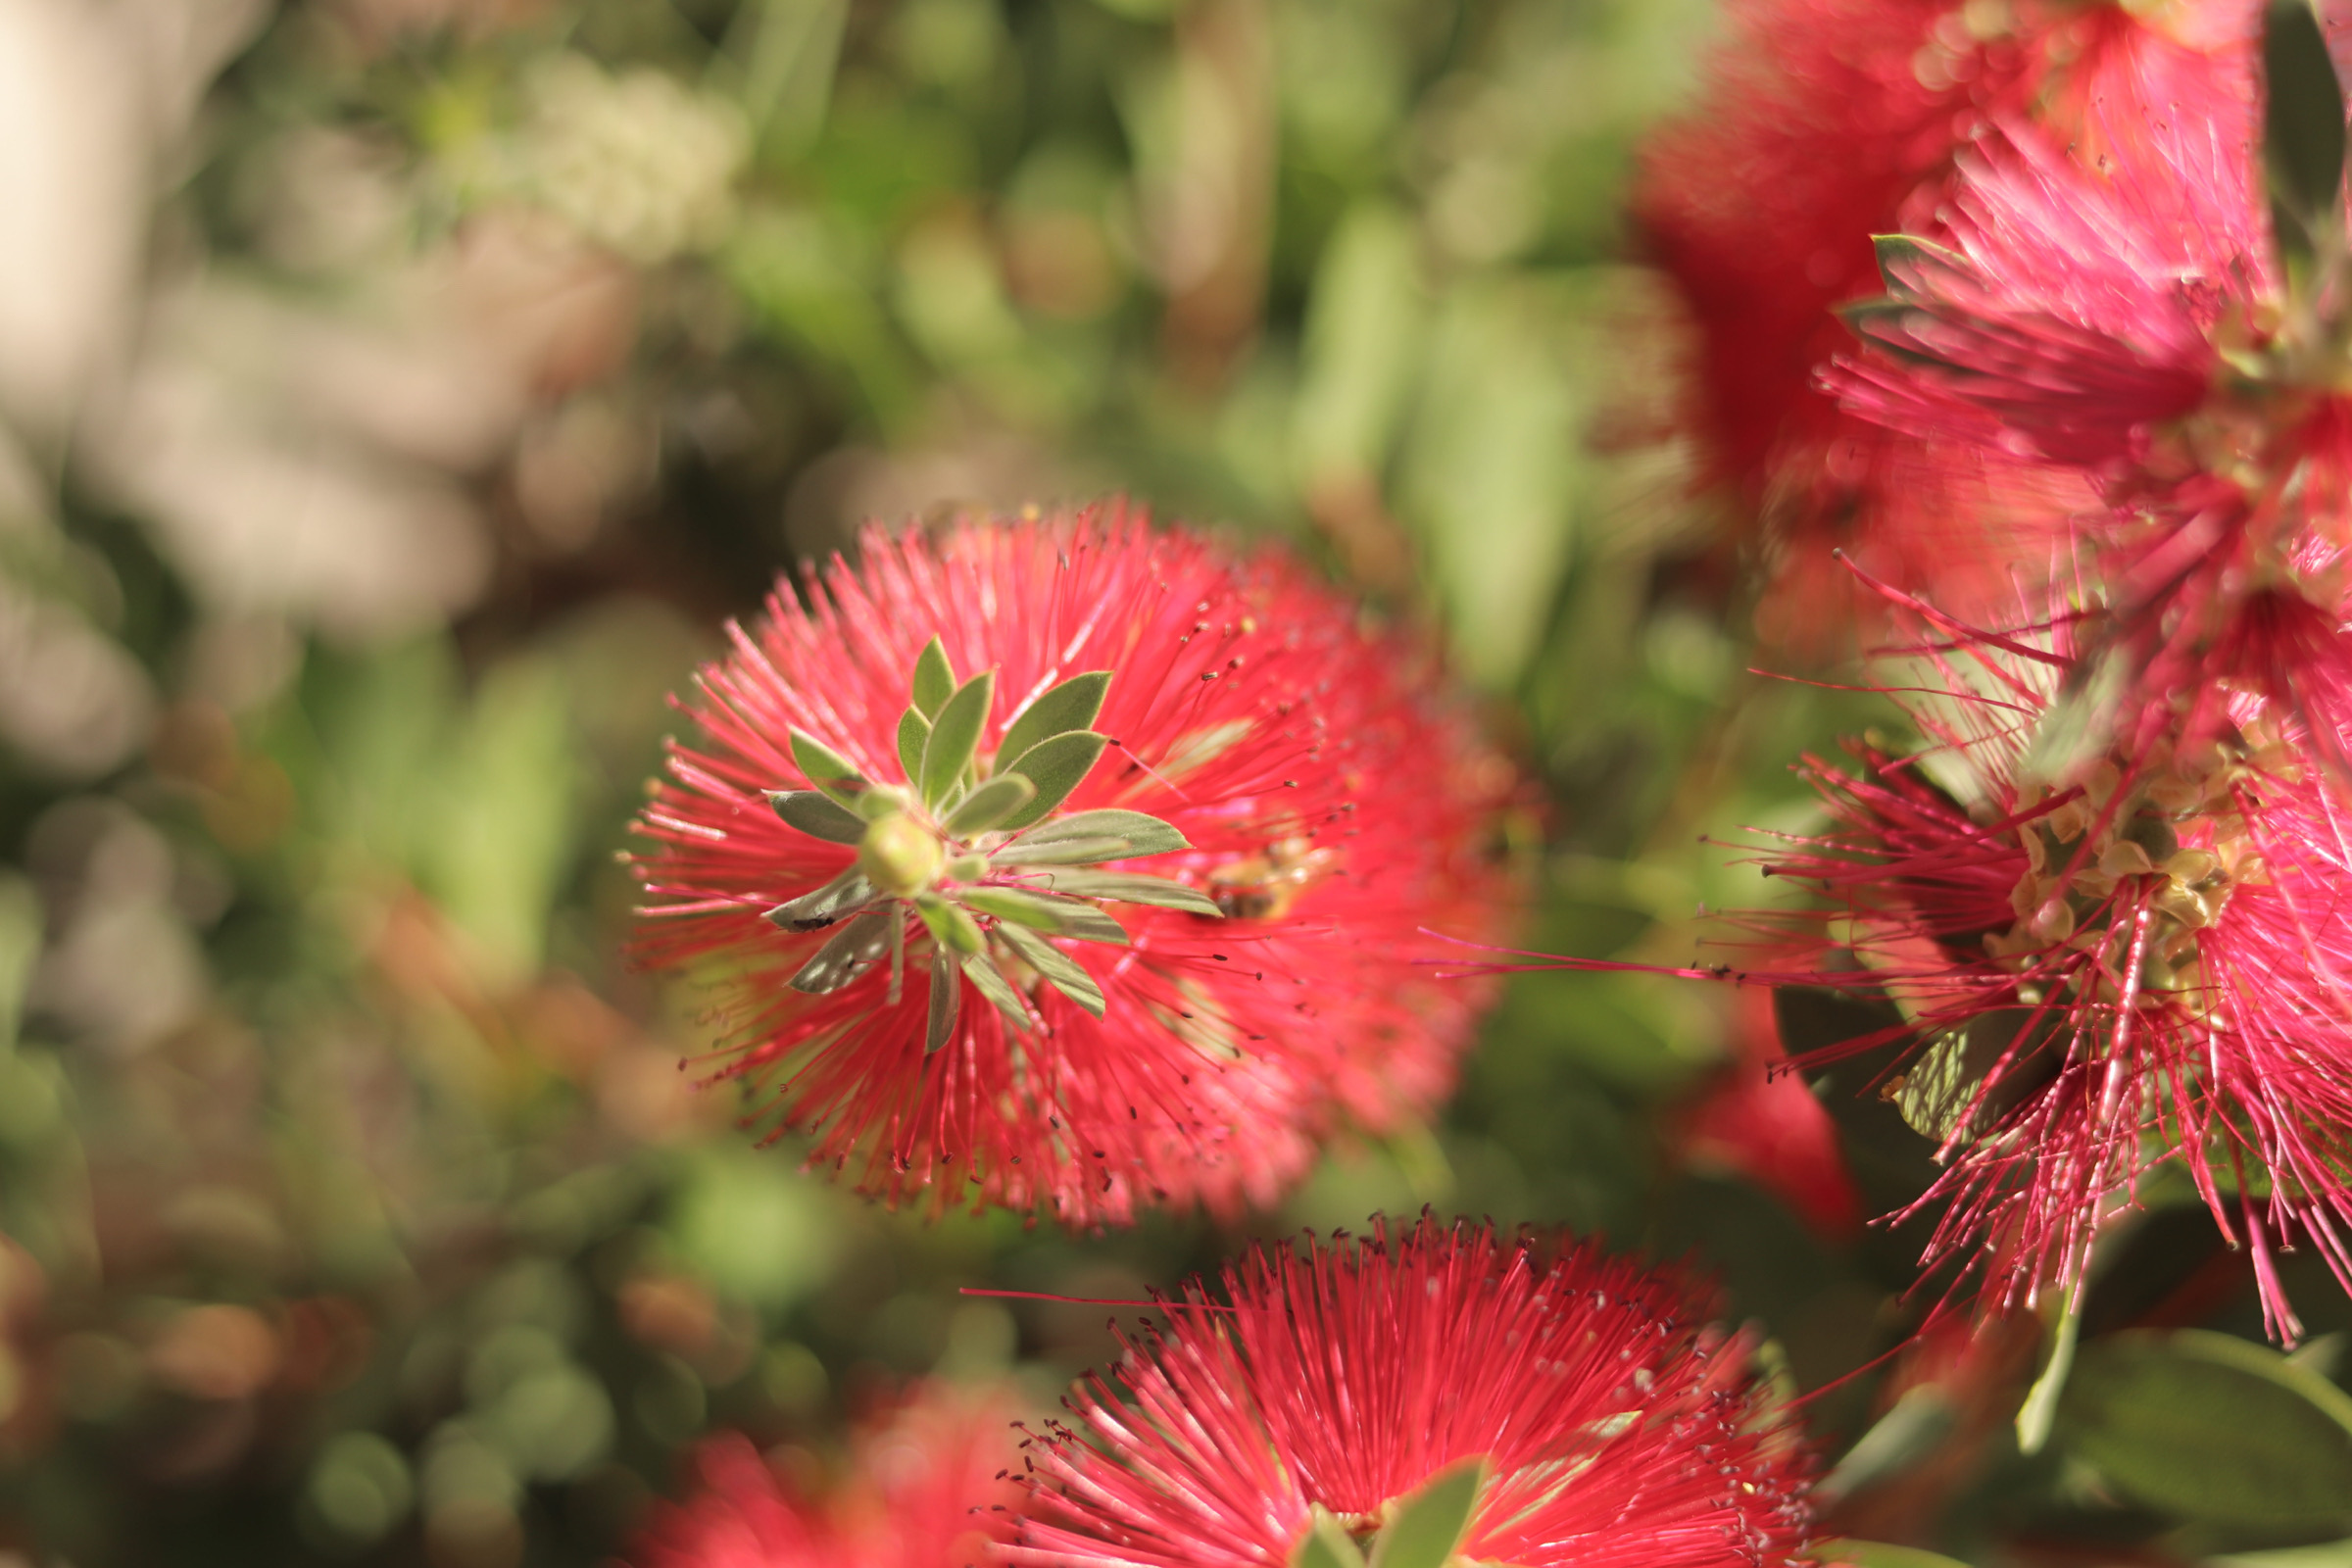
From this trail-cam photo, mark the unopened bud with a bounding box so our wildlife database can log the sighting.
[859,814,944,896]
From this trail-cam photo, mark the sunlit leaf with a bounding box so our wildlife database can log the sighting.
[994,922,1106,1015]
[914,892,986,956]
[960,885,1129,945]
[921,670,997,809]
[995,670,1111,774]
[990,835,1134,867]
[945,773,1037,836]
[958,950,1033,1029]
[898,707,930,782]
[790,729,867,808]
[1030,869,1225,916]
[1007,808,1189,858]
[788,910,891,994]
[767,789,868,845]
[925,947,961,1054]
[996,730,1108,828]
[1368,1454,1484,1568]
[1291,1510,1368,1568]
[912,636,956,718]
[765,866,876,931]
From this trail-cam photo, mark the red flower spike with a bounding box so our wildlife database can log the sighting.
[1709,600,2352,1343]
[1002,1214,1820,1568]
[630,505,1513,1227]
[630,1383,1020,1568]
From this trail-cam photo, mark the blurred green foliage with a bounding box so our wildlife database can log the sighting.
[0,0,2346,1564]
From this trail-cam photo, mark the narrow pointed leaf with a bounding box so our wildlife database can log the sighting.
[1009,808,1189,858]
[960,885,1130,945]
[790,730,867,808]
[2266,0,2346,256]
[765,866,876,931]
[989,836,1135,867]
[946,773,1038,836]
[1292,1510,1368,1568]
[1368,1454,1485,1568]
[996,730,1109,828]
[788,911,891,994]
[914,892,986,956]
[897,707,930,782]
[994,922,1106,1016]
[995,670,1112,775]
[912,636,956,717]
[958,951,1034,1030]
[925,947,961,1054]
[921,670,997,809]
[767,789,868,845]
[1032,869,1225,916]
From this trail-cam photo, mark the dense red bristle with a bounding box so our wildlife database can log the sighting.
[1002,1214,1818,1568]
[628,504,1513,1227]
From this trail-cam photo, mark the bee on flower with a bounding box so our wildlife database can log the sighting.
[628,506,1513,1227]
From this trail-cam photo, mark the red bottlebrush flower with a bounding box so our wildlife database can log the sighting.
[1675,988,1864,1241]
[1713,596,2352,1342]
[1003,1214,1819,1568]
[630,505,1511,1227]
[631,1383,1019,1568]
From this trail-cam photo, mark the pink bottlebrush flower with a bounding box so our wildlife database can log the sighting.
[1003,1214,1820,1568]
[630,505,1512,1227]
[630,1383,1019,1568]
[1823,14,2352,758]
[1710,595,2352,1342]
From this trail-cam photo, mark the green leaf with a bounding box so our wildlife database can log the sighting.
[1870,233,1974,302]
[913,893,986,956]
[945,774,1038,837]
[1776,987,1940,1219]
[912,636,956,718]
[788,911,892,994]
[1368,1454,1484,1568]
[921,670,997,810]
[765,866,876,931]
[994,922,1106,1016]
[2016,1288,2082,1456]
[767,789,868,845]
[2266,0,2347,263]
[1291,1510,1368,1568]
[1893,1008,2058,1143]
[995,730,1109,828]
[990,836,1133,867]
[2056,1329,2352,1530]
[959,885,1130,945]
[1007,809,1190,858]
[1815,1543,1976,1568]
[897,708,930,783]
[995,670,1112,775]
[790,730,867,808]
[1030,869,1226,916]
[958,951,1034,1029]
[925,947,961,1054]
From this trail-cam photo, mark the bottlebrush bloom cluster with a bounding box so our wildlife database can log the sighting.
[1636,0,2293,649]
[629,505,1511,1227]
[629,1383,1018,1568]
[1626,0,2352,1340]
[1004,1214,1819,1568]
[1709,599,2352,1341]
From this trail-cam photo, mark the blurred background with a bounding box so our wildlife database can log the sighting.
[0,1,2339,1564]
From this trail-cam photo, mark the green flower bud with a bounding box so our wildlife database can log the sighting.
[859,814,944,896]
